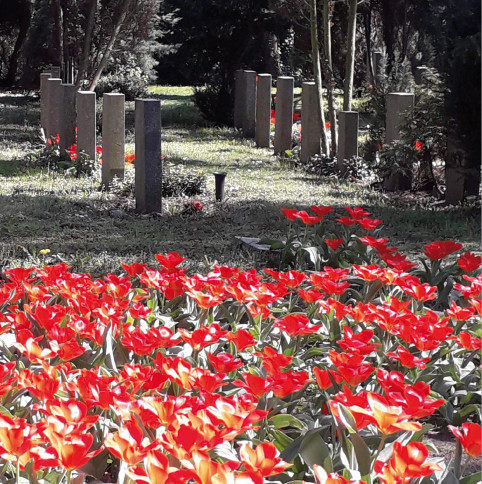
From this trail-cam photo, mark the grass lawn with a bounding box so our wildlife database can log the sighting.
[0,86,479,277]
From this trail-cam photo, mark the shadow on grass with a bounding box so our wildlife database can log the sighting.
[0,184,479,278]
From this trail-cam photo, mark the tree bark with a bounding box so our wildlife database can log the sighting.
[76,0,97,87]
[51,0,63,67]
[88,0,133,92]
[309,0,328,154]
[5,7,30,86]
[343,0,357,111]
[322,0,337,157]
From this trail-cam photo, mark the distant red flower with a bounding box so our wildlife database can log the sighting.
[457,252,481,272]
[325,122,331,130]
[448,423,481,457]
[310,205,333,218]
[125,153,135,164]
[67,144,77,160]
[414,141,424,150]
[423,240,463,260]
[293,112,301,121]
[281,208,299,221]
[325,238,344,250]
[192,201,203,212]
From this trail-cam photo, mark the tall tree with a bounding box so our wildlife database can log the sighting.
[309,0,329,154]
[322,0,337,156]
[76,0,97,86]
[343,0,357,110]
[88,0,134,91]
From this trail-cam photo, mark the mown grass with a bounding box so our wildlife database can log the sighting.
[0,86,479,277]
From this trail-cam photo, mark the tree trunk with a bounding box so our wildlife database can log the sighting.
[6,11,30,86]
[363,4,373,85]
[88,0,133,92]
[322,0,337,157]
[309,0,328,155]
[343,0,357,111]
[51,0,62,67]
[76,0,97,87]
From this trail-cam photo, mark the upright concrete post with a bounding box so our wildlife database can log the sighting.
[337,111,359,173]
[59,84,77,157]
[135,99,162,213]
[300,81,321,163]
[273,76,294,155]
[384,92,415,191]
[372,51,383,87]
[40,72,51,136]
[50,66,61,79]
[242,70,257,138]
[414,66,429,85]
[234,69,244,129]
[46,78,62,139]
[76,91,97,161]
[102,93,125,187]
[255,73,272,148]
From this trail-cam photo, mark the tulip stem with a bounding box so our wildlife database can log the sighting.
[15,459,19,484]
[460,456,472,478]
[65,470,72,484]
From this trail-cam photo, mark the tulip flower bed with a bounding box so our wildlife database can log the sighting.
[0,207,480,484]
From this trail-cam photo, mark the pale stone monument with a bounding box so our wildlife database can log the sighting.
[242,70,256,139]
[102,93,125,187]
[46,78,62,139]
[76,91,97,161]
[384,92,415,190]
[59,83,77,157]
[337,111,359,173]
[40,72,51,136]
[300,81,321,163]
[273,76,294,154]
[255,73,272,148]
[234,69,244,129]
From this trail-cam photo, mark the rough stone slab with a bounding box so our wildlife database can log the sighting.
[273,76,294,154]
[40,73,51,137]
[242,70,257,138]
[300,81,321,162]
[76,91,97,161]
[384,92,414,191]
[102,93,125,187]
[135,99,162,213]
[337,111,359,173]
[46,78,62,139]
[59,84,77,157]
[255,73,272,148]
[234,69,244,129]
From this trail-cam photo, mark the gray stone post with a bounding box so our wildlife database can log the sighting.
[242,70,257,138]
[273,76,294,154]
[46,78,62,139]
[372,51,383,87]
[384,92,414,191]
[76,91,97,161]
[50,66,61,79]
[40,72,51,136]
[234,69,244,129]
[255,73,272,148]
[300,81,321,163]
[102,93,125,187]
[59,84,77,157]
[337,111,359,173]
[135,99,162,213]
[414,66,429,85]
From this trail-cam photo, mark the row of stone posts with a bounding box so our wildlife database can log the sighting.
[40,68,163,213]
[234,68,416,191]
